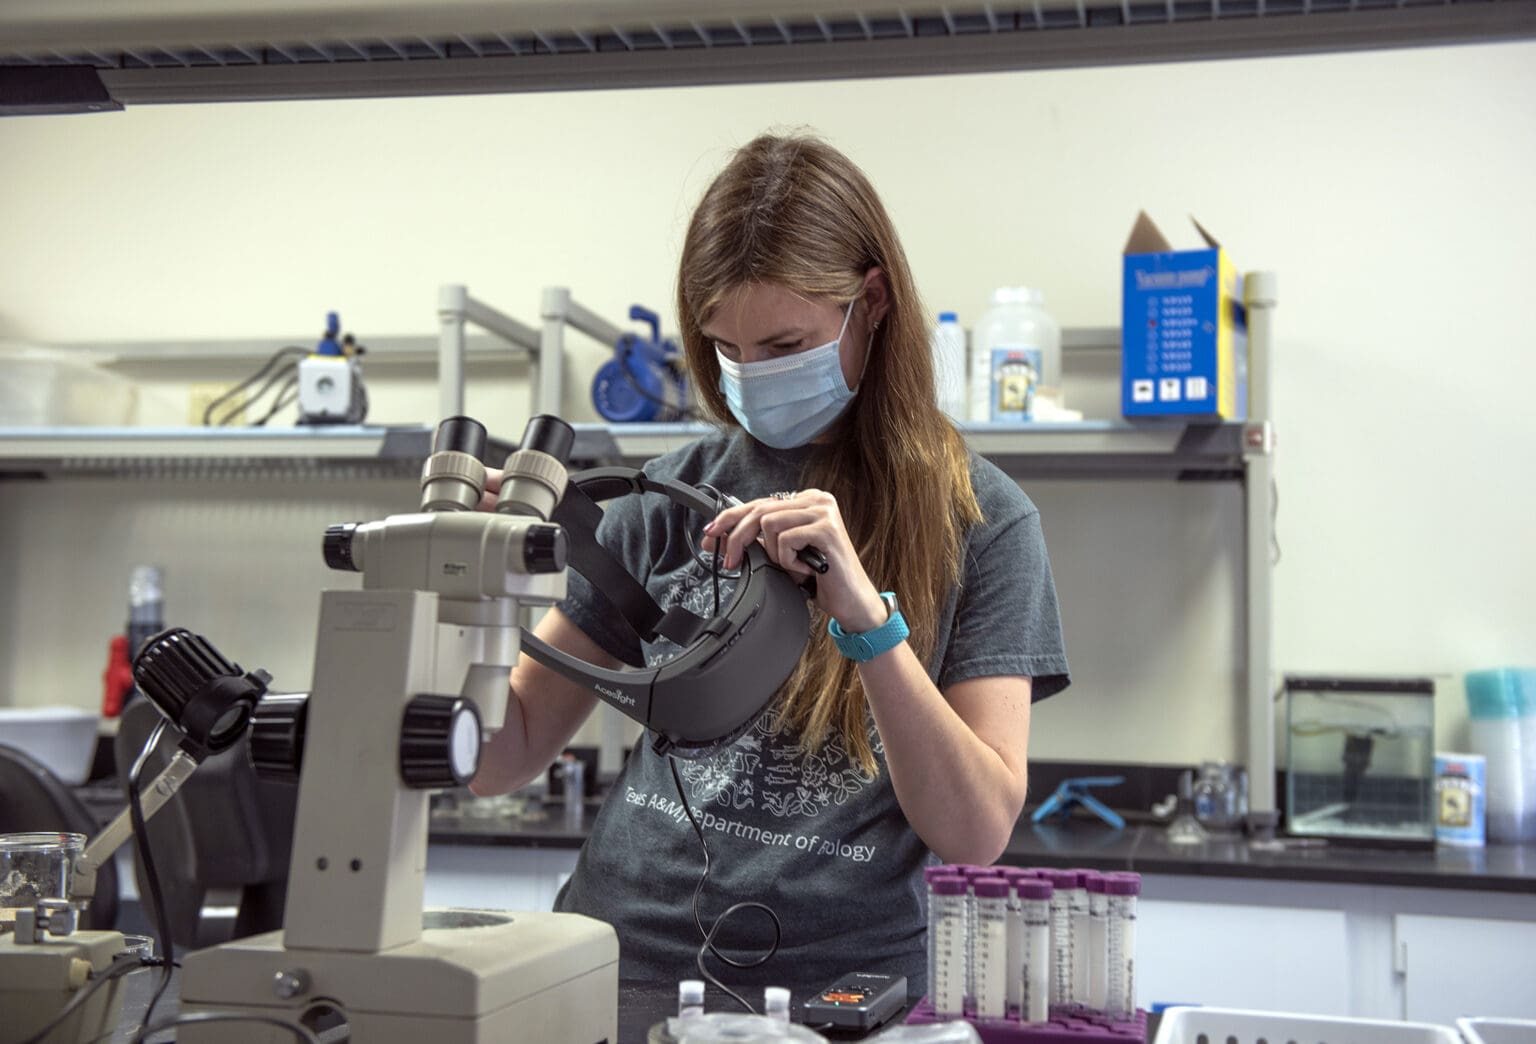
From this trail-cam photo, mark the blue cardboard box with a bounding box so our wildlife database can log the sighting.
[1122,213,1247,419]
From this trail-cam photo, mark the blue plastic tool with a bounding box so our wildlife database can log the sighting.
[1030,776,1127,830]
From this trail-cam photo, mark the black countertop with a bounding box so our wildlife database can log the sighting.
[112,965,909,1043]
[430,802,1536,894]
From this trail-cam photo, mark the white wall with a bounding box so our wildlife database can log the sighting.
[2,41,1534,768]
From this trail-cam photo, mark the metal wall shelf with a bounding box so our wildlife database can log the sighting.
[0,419,1256,481]
[2,0,1532,106]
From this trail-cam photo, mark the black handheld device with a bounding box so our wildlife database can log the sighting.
[801,972,907,1031]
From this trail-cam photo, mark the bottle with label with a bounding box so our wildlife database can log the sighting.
[969,287,1061,423]
[929,312,968,421]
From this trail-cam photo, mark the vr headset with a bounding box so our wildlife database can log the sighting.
[520,466,813,757]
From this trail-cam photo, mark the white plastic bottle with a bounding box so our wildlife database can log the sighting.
[930,311,968,421]
[969,287,1062,423]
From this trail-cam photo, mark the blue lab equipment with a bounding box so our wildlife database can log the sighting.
[591,305,690,423]
[1031,776,1127,830]
[315,311,343,356]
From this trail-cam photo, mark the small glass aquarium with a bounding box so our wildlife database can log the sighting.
[1285,676,1436,846]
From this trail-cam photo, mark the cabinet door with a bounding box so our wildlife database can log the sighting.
[1137,899,1351,1014]
[1396,914,1536,1023]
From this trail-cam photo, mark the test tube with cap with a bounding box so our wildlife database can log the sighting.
[1085,872,1110,1014]
[764,987,791,1025]
[971,877,1011,1021]
[923,866,952,1007]
[1067,869,1099,1010]
[1015,877,1052,1024]
[1103,872,1141,1021]
[927,875,968,1019]
[964,866,1001,1008]
[1038,869,1079,1008]
[997,868,1033,1017]
[677,979,705,1019]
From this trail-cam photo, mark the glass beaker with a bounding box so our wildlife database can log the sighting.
[0,832,86,926]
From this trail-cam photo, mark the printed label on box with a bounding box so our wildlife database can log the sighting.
[990,347,1041,421]
[1122,243,1246,420]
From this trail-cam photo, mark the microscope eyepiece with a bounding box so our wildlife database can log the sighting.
[518,415,574,464]
[432,416,488,459]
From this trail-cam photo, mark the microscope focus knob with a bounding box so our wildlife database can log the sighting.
[250,692,309,783]
[323,522,360,572]
[523,523,568,574]
[400,695,482,788]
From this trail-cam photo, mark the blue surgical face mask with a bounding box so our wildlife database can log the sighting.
[715,304,858,450]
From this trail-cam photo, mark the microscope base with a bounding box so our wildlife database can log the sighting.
[178,909,619,1043]
[0,930,128,1044]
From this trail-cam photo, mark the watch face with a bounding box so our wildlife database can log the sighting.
[881,592,900,617]
[449,707,481,781]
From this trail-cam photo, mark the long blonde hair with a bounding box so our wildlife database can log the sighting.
[677,133,982,775]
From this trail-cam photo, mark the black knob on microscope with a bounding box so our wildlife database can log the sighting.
[249,693,309,783]
[132,628,268,758]
[323,522,360,572]
[433,416,489,460]
[523,524,568,574]
[400,695,482,789]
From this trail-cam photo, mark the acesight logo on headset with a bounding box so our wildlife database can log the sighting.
[594,683,636,707]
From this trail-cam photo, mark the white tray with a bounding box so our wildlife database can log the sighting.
[1154,1007,1461,1044]
[1458,1019,1536,1044]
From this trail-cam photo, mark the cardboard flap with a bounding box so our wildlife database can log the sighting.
[1191,216,1223,250]
[1123,211,1172,255]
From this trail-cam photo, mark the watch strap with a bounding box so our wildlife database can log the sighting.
[828,592,909,662]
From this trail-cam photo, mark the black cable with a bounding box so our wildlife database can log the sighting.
[212,360,301,428]
[202,346,308,426]
[141,1013,320,1044]
[668,756,781,1015]
[127,720,177,1044]
[17,953,144,1044]
[250,375,300,427]
[616,351,699,421]
[710,490,723,617]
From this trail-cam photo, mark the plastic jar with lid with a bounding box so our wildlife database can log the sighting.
[968,287,1062,423]
[1467,668,1536,842]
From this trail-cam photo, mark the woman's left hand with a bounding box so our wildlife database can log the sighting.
[702,490,889,633]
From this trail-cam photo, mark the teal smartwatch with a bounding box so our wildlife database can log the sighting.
[828,592,909,662]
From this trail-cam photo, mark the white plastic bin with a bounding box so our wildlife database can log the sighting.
[1459,1019,1536,1044]
[1154,1007,1460,1044]
[0,353,137,426]
[0,707,101,785]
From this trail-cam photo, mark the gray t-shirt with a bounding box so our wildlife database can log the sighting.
[553,429,1069,988]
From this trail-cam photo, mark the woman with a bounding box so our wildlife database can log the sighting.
[472,132,1069,991]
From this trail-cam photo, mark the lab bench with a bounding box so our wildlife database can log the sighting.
[106,966,828,1044]
[423,805,1536,1024]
